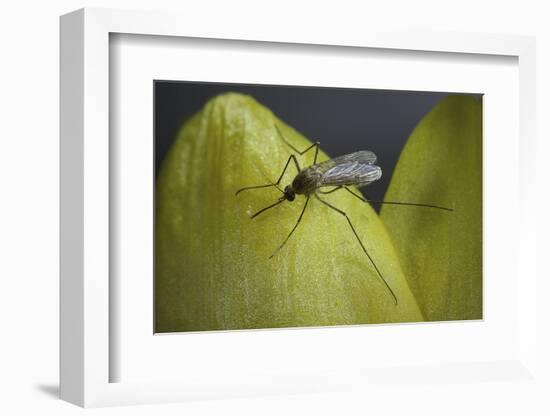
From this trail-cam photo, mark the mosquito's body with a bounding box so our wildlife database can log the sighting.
[283,151,381,200]
[236,125,453,305]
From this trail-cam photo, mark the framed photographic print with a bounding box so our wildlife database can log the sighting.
[60,7,538,408]
[153,81,481,332]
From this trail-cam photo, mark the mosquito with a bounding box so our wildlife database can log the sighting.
[235,125,453,305]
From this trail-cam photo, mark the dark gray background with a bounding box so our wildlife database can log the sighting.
[154,82,474,210]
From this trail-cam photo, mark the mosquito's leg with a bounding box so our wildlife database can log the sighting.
[274,125,320,165]
[235,154,301,196]
[268,196,310,259]
[343,187,453,212]
[314,193,398,305]
[318,186,343,195]
[249,198,285,219]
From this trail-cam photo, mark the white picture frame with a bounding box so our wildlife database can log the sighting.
[60,7,538,408]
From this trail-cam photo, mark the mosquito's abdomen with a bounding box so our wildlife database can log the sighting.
[320,163,382,188]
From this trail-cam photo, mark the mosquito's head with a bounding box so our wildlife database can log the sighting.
[283,185,296,202]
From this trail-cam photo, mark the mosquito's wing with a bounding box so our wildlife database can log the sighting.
[317,150,377,167]
[316,151,381,188]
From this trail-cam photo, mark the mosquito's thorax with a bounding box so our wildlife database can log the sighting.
[291,167,323,196]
